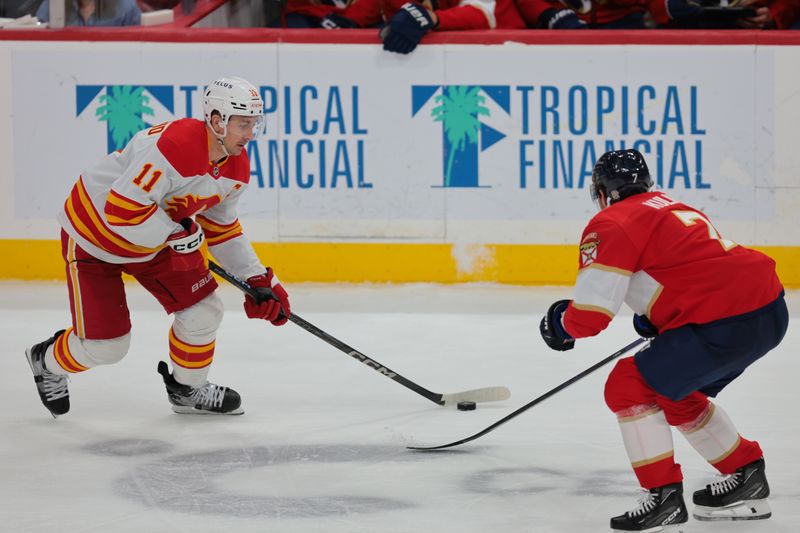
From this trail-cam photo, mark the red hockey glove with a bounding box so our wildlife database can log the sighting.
[244,268,291,326]
[166,218,205,271]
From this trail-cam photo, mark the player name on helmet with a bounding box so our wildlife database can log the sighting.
[348,350,397,377]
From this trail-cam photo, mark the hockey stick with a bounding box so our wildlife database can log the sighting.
[208,260,511,406]
[408,337,648,450]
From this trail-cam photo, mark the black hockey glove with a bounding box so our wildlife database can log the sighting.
[665,0,704,25]
[380,2,436,55]
[633,314,659,339]
[540,299,575,352]
[539,8,588,29]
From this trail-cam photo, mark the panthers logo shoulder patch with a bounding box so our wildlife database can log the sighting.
[579,234,600,267]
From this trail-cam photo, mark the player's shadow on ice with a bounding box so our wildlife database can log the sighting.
[82,439,635,518]
[463,467,633,497]
[88,441,417,518]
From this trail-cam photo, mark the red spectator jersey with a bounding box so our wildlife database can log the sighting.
[767,0,800,29]
[653,0,800,28]
[284,0,383,27]
[516,0,649,26]
[384,0,526,29]
[562,192,783,338]
[518,0,800,27]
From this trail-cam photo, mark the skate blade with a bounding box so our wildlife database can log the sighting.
[693,500,771,521]
[24,347,36,374]
[171,405,245,416]
[612,523,686,533]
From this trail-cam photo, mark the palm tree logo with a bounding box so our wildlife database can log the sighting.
[96,86,154,151]
[76,85,175,153]
[412,85,509,188]
[433,86,489,187]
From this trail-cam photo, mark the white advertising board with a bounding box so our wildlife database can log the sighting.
[2,40,799,245]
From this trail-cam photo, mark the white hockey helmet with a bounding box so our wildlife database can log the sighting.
[203,76,264,138]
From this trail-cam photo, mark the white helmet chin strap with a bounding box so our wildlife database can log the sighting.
[215,134,230,157]
[209,120,230,158]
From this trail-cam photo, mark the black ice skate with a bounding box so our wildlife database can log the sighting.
[25,330,70,418]
[693,458,771,521]
[157,361,243,415]
[610,482,688,532]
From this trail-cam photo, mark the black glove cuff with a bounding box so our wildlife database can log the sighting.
[633,314,659,338]
[540,299,576,351]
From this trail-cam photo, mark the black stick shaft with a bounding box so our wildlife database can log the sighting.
[409,337,648,450]
[208,260,447,405]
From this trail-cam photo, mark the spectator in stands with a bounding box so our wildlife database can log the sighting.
[735,0,800,28]
[37,0,141,26]
[518,0,798,29]
[282,0,382,28]
[381,0,526,54]
[650,0,800,28]
[516,0,641,28]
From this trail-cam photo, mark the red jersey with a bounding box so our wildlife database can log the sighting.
[516,0,649,26]
[517,0,799,27]
[562,192,783,338]
[649,0,800,27]
[768,0,800,29]
[287,0,526,29]
[284,0,383,27]
[384,0,526,29]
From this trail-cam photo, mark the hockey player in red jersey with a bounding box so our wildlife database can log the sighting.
[539,149,787,531]
[25,77,291,417]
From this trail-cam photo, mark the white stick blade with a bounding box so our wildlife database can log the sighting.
[440,386,510,406]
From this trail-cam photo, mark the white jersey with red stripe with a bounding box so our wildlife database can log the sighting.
[562,191,783,338]
[57,118,264,280]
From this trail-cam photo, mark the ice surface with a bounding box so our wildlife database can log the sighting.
[1,282,798,532]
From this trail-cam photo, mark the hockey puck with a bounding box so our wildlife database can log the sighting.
[457,401,476,411]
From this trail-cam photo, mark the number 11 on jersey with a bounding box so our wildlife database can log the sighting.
[132,163,162,193]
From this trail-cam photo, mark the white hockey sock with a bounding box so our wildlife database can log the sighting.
[168,326,214,388]
[677,402,740,464]
[168,296,221,388]
[44,329,130,375]
[617,404,676,470]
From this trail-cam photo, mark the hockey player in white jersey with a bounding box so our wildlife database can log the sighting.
[25,76,291,417]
